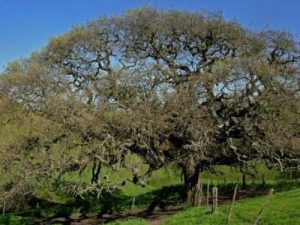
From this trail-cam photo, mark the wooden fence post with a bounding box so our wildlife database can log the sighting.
[252,189,274,225]
[212,186,218,214]
[227,184,238,224]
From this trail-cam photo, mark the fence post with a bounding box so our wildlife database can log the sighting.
[252,189,274,225]
[227,184,238,224]
[212,186,218,214]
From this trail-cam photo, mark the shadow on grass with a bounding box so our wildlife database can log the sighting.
[1,180,300,224]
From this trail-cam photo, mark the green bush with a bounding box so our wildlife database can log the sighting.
[0,215,34,225]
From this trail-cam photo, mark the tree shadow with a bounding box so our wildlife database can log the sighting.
[7,180,300,224]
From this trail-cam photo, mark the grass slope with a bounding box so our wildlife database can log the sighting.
[108,188,300,225]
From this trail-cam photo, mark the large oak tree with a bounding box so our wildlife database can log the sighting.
[1,8,299,205]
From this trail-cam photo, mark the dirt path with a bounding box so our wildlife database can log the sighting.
[33,205,185,225]
[34,189,269,225]
[145,206,184,225]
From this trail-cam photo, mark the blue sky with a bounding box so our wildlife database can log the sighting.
[0,0,299,71]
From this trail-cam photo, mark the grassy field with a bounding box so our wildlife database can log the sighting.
[108,188,300,225]
[1,113,299,224]
[30,164,287,217]
[1,170,298,225]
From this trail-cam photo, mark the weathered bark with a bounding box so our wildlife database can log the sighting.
[181,163,200,205]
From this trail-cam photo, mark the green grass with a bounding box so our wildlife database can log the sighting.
[161,188,300,225]
[0,215,34,225]
[2,186,300,225]
[1,112,299,224]
[59,162,283,203]
[107,188,300,225]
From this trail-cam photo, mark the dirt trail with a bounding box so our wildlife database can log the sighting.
[33,205,185,225]
[34,189,268,225]
[145,207,184,225]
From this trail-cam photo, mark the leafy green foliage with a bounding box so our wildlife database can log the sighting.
[0,215,34,225]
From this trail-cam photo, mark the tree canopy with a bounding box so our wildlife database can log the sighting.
[0,8,299,206]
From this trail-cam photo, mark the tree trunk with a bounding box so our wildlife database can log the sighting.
[91,158,101,184]
[181,164,200,205]
[242,174,246,190]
